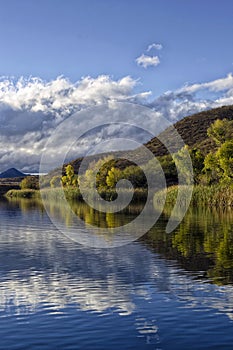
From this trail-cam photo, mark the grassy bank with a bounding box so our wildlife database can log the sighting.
[6,187,148,203]
[6,184,233,207]
[155,184,233,207]
[6,189,40,199]
[41,187,148,203]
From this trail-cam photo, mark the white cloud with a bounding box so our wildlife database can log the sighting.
[135,54,160,69]
[1,73,233,172]
[147,43,163,51]
[179,73,233,93]
[0,75,149,116]
[0,75,151,172]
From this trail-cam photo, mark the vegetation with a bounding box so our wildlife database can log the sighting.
[49,117,232,206]
[155,184,233,208]
[154,118,233,207]
[6,193,233,285]
[6,189,40,199]
[5,106,233,207]
[20,176,39,190]
[145,205,233,285]
[61,164,78,187]
[204,119,233,184]
[60,105,233,177]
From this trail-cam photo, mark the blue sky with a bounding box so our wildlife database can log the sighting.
[1,0,233,172]
[0,0,233,96]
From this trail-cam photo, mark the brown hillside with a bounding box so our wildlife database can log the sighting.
[145,105,233,156]
[48,105,233,177]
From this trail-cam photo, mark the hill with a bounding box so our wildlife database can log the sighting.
[145,105,233,157]
[64,105,233,174]
[0,168,27,178]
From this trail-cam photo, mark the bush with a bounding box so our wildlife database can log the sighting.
[50,175,62,188]
[20,176,39,190]
[6,189,39,199]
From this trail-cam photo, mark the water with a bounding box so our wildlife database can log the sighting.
[1,198,233,349]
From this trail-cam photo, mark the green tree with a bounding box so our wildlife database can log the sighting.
[204,152,221,184]
[204,119,233,184]
[62,165,78,187]
[79,156,114,190]
[106,167,122,188]
[189,148,205,183]
[123,165,146,188]
[173,145,193,185]
[50,175,62,188]
[20,176,39,190]
[207,119,233,145]
[96,156,116,189]
[216,140,233,181]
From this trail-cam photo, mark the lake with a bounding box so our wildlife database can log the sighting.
[1,197,233,349]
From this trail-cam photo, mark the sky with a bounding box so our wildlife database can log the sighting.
[1,0,233,172]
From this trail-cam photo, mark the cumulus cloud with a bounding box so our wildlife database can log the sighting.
[179,73,233,94]
[0,75,151,172]
[147,73,233,123]
[135,54,160,69]
[147,43,163,51]
[1,73,233,172]
[0,75,150,116]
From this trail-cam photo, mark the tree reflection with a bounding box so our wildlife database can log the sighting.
[6,197,233,285]
[147,205,233,285]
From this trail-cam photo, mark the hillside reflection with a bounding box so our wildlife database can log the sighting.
[1,198,233,330]
[146,205,233,285]
[5,197,233,285]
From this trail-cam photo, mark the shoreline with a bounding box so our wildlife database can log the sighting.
[4,184,233,208]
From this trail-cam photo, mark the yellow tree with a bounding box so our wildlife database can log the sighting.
[106,167,122,188]
[61,165,78,187]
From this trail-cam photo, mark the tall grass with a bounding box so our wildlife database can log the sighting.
[41,187,148,203]
[7,184,233,208]
[6,189,40,199]
[40,187,83,201]
[155,184,233,208]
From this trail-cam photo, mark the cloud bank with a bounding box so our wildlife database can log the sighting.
[1,73,233,172]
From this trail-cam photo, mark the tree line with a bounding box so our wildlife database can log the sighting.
[21,118,233,192]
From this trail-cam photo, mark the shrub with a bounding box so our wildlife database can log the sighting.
[20,176,39,190]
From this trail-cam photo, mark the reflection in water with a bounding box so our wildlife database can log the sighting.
[1,198,233,349]
[146,205,233,285]
[48,198,144,228]
[13,198,233,285]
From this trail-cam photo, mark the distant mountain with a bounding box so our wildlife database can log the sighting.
[0,168,27,178]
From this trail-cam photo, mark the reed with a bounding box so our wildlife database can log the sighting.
[6,189,40,199]
[155,184,233,207]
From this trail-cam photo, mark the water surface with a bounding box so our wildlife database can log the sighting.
[1,198,233,349]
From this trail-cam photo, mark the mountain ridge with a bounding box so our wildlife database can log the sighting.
[65,105,233,174]
[0,168,27,179]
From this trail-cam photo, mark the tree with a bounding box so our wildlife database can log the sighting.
[173,145,193,185]
[50,175,62,188]
[204,120,233,184]
[207,118,233,145]
[216,140,233,181]
[106,167,122,188]
[204,152,221,184]
[61,165,78,187]
[189,148,205,179]
[96,157,116,189]
[79,155,114,190]
[20,176,39,190]
[123,165,147,188]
